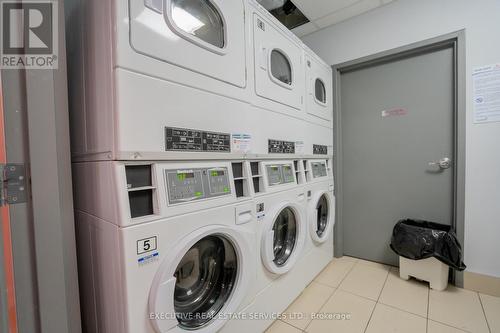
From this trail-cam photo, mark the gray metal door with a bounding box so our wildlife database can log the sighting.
[339,46,455,266]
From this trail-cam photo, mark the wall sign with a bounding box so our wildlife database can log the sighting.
[473,63,500,124]
[381,108,408,118]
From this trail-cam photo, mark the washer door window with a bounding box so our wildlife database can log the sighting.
[315,194,329,237]
[174,235,237,329]
[171,0,225,48]
[272,207,297,266]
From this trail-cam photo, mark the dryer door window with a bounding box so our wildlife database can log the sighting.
[272,207,297,266]
[253,13,304,110]
[171,0,225,48]
[316,194,329,237]
[174,235,237,329]
[270,50,292,86]
[315,78,326,104]
[306,55,332,122]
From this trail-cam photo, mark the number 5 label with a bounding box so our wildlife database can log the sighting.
[137,236,157,255]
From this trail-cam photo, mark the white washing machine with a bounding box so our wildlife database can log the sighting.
[255,161,308,292]
[221,160,311,333]
[73,160,257,333]
[303,159,335,274]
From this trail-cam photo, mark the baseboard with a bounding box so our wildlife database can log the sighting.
[464,271,500,297]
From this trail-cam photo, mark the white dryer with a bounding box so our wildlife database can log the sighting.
[66,0,252,161]
[73,161,257,333]
[66,0,334,160]
[304,47,334,127]
[248,0,305,116]
[130,0,247,88]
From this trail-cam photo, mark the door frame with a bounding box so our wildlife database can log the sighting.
[332,30,466,286]
[0,0,82,331]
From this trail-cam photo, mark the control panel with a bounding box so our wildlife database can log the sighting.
[266,165,283,185]
[311,161,328,179]
[166,167,231,204]
[266,164,295,186]
[282,164,295,183]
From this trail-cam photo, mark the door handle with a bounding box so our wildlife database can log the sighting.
[428,157,451,170]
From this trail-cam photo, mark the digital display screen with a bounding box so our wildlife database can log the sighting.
[210,170,225,177]
[177,172,195,181]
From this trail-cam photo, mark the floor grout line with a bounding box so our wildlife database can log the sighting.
[312,279,340,289]
[335,288,378,303]
[427,319,472,333]
[275,319,303,332]
[302,258,359,332]
[302,287,339,332]
[477,292,492,333]
[362,264,390,333]
[279,282,332,332]
[376,300,428,320]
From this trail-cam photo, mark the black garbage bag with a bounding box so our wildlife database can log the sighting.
[390,219,466,271]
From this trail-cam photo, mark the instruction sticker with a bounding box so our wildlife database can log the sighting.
[256,203,265,221]
[295,141,305,154]
[231,133,252,154]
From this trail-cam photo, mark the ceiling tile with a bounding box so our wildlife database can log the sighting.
[314,0,383,28]
[291,22,319,37]
[293,0,361,20]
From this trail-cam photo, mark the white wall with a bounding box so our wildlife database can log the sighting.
[302,0,500,278]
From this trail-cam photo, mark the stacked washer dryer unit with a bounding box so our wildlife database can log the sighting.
[247,0,333,154]
[66,1,258,333]
[66,0,333,332]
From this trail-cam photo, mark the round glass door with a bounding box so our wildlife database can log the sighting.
[174,235,237,329]
[315,78,326,104]
[272,207,297,266]
[270,50,292,85]
[315,194,329,237]
[171,0,225,48]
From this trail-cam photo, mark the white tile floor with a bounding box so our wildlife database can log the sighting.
[266,257,500,333]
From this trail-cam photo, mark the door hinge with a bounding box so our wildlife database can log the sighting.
[1,164,27,206]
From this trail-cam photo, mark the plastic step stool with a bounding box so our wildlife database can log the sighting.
[399,256,449,291]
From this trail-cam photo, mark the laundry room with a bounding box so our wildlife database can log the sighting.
[1,0,500,332]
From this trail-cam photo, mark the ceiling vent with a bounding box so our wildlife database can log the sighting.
[258,0,310,30]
